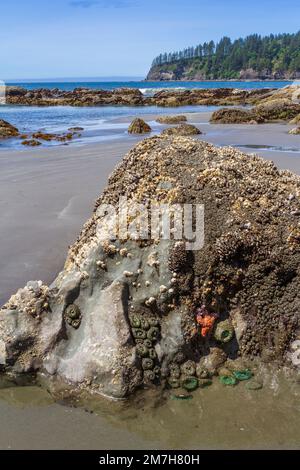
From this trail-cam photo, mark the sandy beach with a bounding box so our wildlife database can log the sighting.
[1,113,300,306]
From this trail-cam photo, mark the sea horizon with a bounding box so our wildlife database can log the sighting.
[3,79,294,93]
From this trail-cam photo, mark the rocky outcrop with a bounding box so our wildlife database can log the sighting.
[4,85,300,110]
[290,114,300,125]
[161,123,201,136]
[19,131,79,147]
[32,131,77,142]
[210,108,259,124]
[0,119,19,139]
[147,64,300,82]
[4,85,280,107]
[289,127,300,135]
[254,98,300,122]
[260,85,300,103]
[146,88,275,107]
[156,115,187,124]
[238,68,300,80]
[210,89,300,124]
[128,118,151,134]
[21,139,42,146]
[6,86,144,106]
[1,136,300,401]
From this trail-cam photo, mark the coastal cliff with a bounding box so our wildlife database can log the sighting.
[147,32,300,81]
[1,135,300,401]
[147,63,300,81]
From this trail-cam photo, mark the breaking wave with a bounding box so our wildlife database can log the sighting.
[139,87,186,96]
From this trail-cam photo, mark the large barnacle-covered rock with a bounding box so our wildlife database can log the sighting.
[1,135,300,401]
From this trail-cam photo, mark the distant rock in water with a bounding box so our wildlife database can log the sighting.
[290,114,300,125]
[210,89,300,124]
[156,115,187,124]
[6,86,144,107]
[289,127,300,135]
[32,131,75,142]
[255,98,300,122]
[161,123,201,136]
[68,127,84,132]
[210,108,259,124]
[1,136,300,401]
[21,139,42,146]
[128,118,152,134]
[4,85,281,107]
[4,84,300,110]
[0,119,19,139]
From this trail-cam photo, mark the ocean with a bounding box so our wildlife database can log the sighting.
[0,80,294,149]
[6,79,292,93]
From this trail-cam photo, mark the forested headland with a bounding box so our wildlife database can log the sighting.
[147,32,300,80]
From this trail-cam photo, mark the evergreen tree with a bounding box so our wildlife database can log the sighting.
[151,31,300,77]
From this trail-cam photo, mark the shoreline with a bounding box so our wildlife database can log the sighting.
[143,78,295,82]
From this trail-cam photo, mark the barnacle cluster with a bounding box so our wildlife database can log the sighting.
[215,230,258,262]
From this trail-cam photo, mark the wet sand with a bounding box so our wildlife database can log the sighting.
[1,113,300,449]
[115,110,300,171]
[0,374,299,450]
[0,139,140,305]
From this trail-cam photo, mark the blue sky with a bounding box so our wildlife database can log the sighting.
[1,0,299,79]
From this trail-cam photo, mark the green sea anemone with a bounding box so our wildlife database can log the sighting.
[233,370,253,381]
[142,358,154,370]
[143,370,155,382]
[132,328,146,340]
[140,319,150,330]
[214,319,234,344]
[149,348,157,360]
[65,304,81,320]
[219,375,237,386]
[181,376,199,391]
[181,360,196,376]
[147,326,160,341]
[149,317,159,327]
[169,363,181,378]
[64,304,82,329]
[143,339,153,349]
[167,377,181,389]
[130,315,141,328]
[136,344,149,358]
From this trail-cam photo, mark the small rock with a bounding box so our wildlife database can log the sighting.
[128,118,151,134]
